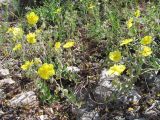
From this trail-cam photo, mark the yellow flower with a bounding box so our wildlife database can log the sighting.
[88,3,95,9]
[140,46,152,57]
[134,9,140,18]
[13,43,22,51]
[140,36,152,45]
[26,12,39,25]
[120,38,133,46]
[38,63,55,80]
[7,27,24,40]
[109,50,122,62]
[34,58,42,65]
[63,41,75,48]
[54,42,61,51]
[108,64,126,76]
[35,29,42,35]
[54,8,61,14]
[7,27,14,33]
[26,33,36,44]
[21,61,33,70]
[128,107,134,112]
[126,18,133,29]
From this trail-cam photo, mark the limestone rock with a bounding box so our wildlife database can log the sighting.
[0,89,5,99]
[0,77,15,85]
[67,66,80,73]
[9,91,38,107]
[81,110,99,120]
[0,69,9,77]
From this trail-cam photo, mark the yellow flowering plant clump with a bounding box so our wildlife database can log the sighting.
[63,41,75,48]
[126,18,133,29]
[108,64,126,76]
[26,33,36,44]
[140,46,152,57]
[38,63,55,80]
[140,36,152,45]
[26,12,39,25]
[109,50,122,62]
[21,60,34,71]
[134,9,140,18]
[120,39,133,46]
[13,43,22,51]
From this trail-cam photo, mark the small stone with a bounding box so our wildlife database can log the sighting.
[9,91,38,107]
[0,62,2,69]
[124,90,141,104]
[0,89,5,99]
[0,78,15,85]
[67,66,80,73]
[81,110,99,120]
[0,110,4,116]
[0,69,9,77]
[39,115,49,120]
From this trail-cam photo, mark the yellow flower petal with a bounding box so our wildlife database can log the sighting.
[63,41,75,48]
[126,18,133,29]
[109,50,122,62]
[21,61,33,71]
[108,64,126,76]
[134,9,140,18]
[140,36,152,45]
[26,33,36,44]
[54,42,61,51]
[120,39,133,46]
[13,43,22,51]
[140,46,152,57]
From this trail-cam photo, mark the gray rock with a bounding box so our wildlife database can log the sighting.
[0,77,15,85]
[81,110,99,120]
[0,69,9,77]
[9,91,38,107]
[0,62,2,69]
[95,69,116,99]
[0,110,4,116]
[0,89,5,99]
[134,118,146,120]
[124,90,141,104]
[67,66,80,73]
[39,115,49,120]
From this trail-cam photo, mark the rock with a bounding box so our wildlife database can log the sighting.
[95,69,116,99]
[124,90,141,104]
[0,0,10,3]
[0,89,5,99]
[134,118,146,120]
[0,62,2,69]
[0,77,15,85]
[39,115,49,120]
[80,110,99,120]
[0,110,4,116]
[0,69,9,77]
[9,91,38,107]
[114,116,125,120]
[67,66,80,73]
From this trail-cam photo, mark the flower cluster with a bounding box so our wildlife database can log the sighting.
[107,9,153,76]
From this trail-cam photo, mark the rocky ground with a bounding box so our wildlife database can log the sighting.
[0,0,160,120]
[0,53,160,120]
